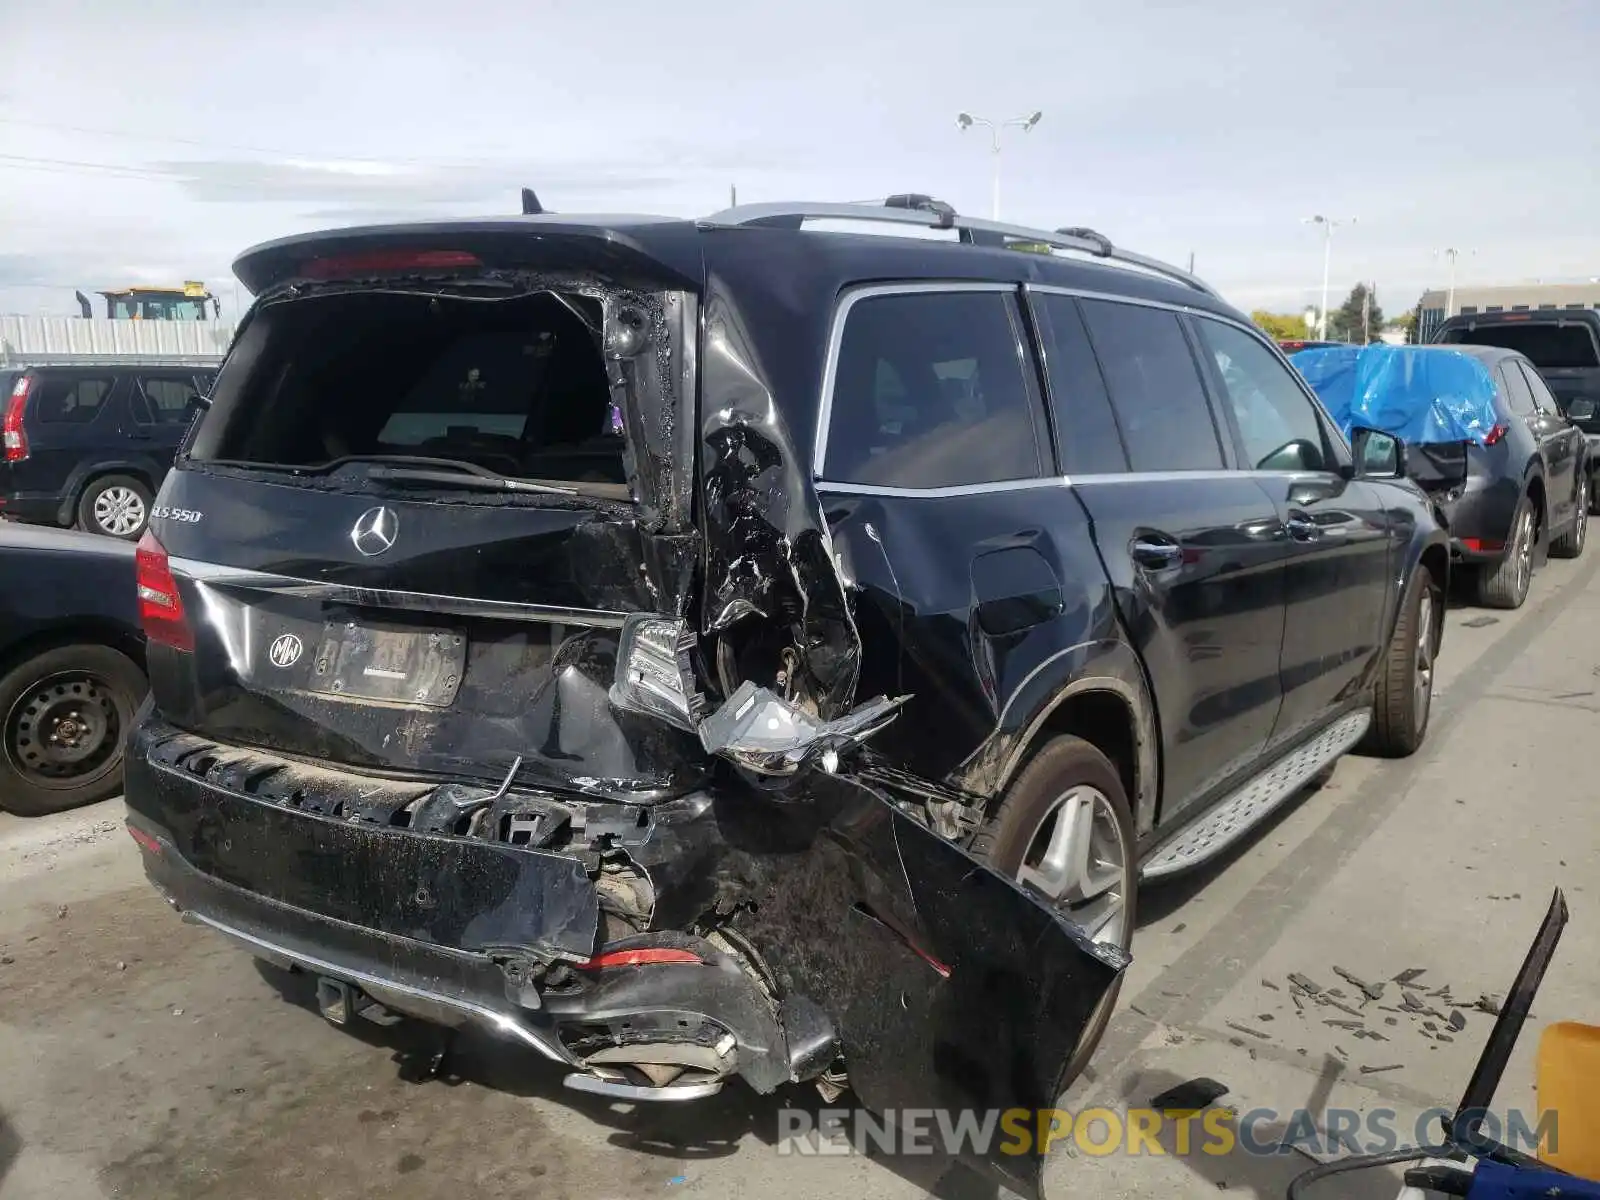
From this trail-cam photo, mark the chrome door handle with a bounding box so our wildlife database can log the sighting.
[1130,537,1183,569]
[1286,514,1321,541]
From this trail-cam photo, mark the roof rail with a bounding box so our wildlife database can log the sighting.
[696,198,1219,299]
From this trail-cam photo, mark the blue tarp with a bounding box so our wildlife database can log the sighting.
[1291,344,1503,445]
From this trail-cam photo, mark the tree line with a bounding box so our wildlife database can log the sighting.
[1252,284,1418,344]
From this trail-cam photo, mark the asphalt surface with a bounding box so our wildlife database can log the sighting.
[3,552,1597,1200]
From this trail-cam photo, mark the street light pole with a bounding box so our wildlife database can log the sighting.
[956,110,1043,220]
[1436,248,1474,317]
[1303,215,1355,340]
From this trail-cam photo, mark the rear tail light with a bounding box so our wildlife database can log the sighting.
[575,948,704,970]
[3,376,30,462]
[1483,424,1508,446]
[608,615,705,732]
[136,530,194,650]
[1461,537,1505,553]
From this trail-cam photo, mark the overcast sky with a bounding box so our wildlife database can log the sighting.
[3,0,1597,322]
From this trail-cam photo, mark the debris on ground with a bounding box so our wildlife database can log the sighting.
[1448,1010,1466,1032]
[1288,973,1322,995]
[1333,967,1385,1001]
[1257,1014,1275,1022]
[1325,1019,1363,1030]
[1227,1022,1271,1041]
[1476,994,1504,1016]
[1150,1078,1230,1111]
[1461,615,1499,628]
[1262,979,1280,991]
[1360,1064,1404,1075]
[1392,968,1426,986]
[56,905,67,920]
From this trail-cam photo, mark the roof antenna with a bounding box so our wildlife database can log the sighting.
[520,188,544,215]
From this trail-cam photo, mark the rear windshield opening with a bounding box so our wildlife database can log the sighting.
[196,289,628,494]
[1441,323,1600,369]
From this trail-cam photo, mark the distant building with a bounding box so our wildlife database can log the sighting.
[1417,283,1600,341]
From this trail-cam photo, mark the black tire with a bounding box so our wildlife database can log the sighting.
[1474,492,1536,610]
[1360,568,1439,758]
[0,644,146,816]
[77,474,152,540]
[1551,472,1588,559]
[971,735,1136,1090]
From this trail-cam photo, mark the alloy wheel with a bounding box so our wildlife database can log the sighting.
[1015,785,1131,949]
[93,486,146,537]
[1414,588,1435,731]
[1514,507,1534,600]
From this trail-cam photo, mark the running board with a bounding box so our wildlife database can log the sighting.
[1140,709,1371,880]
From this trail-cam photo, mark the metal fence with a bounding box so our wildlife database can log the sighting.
[0,316,234,366]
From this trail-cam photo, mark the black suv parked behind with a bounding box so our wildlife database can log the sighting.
[1434,308,1600,510]
[122,198,1448,1198]
[1,361,216,539]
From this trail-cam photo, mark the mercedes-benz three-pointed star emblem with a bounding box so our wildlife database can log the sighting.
[350,506,398,556]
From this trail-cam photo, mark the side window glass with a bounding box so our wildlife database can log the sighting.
[33,376,114,425]
[1078,300,1223,471]
[1519,362,1559,414]
[138,376,204,426]
[823,290,1047,488]
[1196,318,1330,472]
[1033,294,1129,474]
[1499,364,1536,416]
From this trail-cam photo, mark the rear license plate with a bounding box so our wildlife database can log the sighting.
[309,621,466,707]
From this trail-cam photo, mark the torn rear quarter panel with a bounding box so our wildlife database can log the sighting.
[697,272,861,718]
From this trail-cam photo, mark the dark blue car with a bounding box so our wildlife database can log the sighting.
[1,362,215,539]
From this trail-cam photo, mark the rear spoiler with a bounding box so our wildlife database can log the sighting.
[231,219,704,296]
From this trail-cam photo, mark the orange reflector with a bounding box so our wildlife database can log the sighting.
[575,948,703,970]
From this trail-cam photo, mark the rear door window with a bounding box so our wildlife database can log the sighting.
[1078,299,1225,471]
[32,375,114,425]
[134,374,206,426]
[1500,363,1536,416]
[822,288,1048,488]
[1519,362,1562,414]
[1031,293,1129,474]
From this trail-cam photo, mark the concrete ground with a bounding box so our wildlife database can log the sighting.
[2,551,1596,1200]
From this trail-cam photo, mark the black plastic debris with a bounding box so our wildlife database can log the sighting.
[1393,968,1426,986]
[1227,1022,1272,1041]
[1448,1010,1467,1032]
[1461,615,1499,628]
[1262,979,1281,991]
[1288,973,1322,994]
[1333,967,1385,1001]
[1360,1063,1404,1075]
[1151,1078,1230,1111]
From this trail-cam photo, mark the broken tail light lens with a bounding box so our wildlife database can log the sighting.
[136,530,194,651]
[1483,424,1509,446]
[3,376,29,462]
[609,615,704,732]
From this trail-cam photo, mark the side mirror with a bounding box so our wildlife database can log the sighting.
[1350,427,1405,479]
[1567,397,1596,422]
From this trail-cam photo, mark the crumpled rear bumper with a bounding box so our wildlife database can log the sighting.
[123,722,799,1097]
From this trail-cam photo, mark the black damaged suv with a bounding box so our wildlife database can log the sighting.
[123,197,1447,1198]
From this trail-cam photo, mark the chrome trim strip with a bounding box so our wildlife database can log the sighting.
[184,909,572,1064]
[812,281,1020,478]
[168,557,630,628]
[816,477,1069,499]
[1026,281,1208,318]
[562,1072,724,1102]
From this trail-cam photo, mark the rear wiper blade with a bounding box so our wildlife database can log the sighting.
[364,465,577,496]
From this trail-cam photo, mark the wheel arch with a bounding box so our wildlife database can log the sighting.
[973,640,1161,838]
[0,621,148,686]
[58,462,160,526]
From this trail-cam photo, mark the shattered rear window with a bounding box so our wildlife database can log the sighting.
[195,290,627,490]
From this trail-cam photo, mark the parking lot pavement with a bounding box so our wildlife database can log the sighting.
[2,554,1597,1200]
